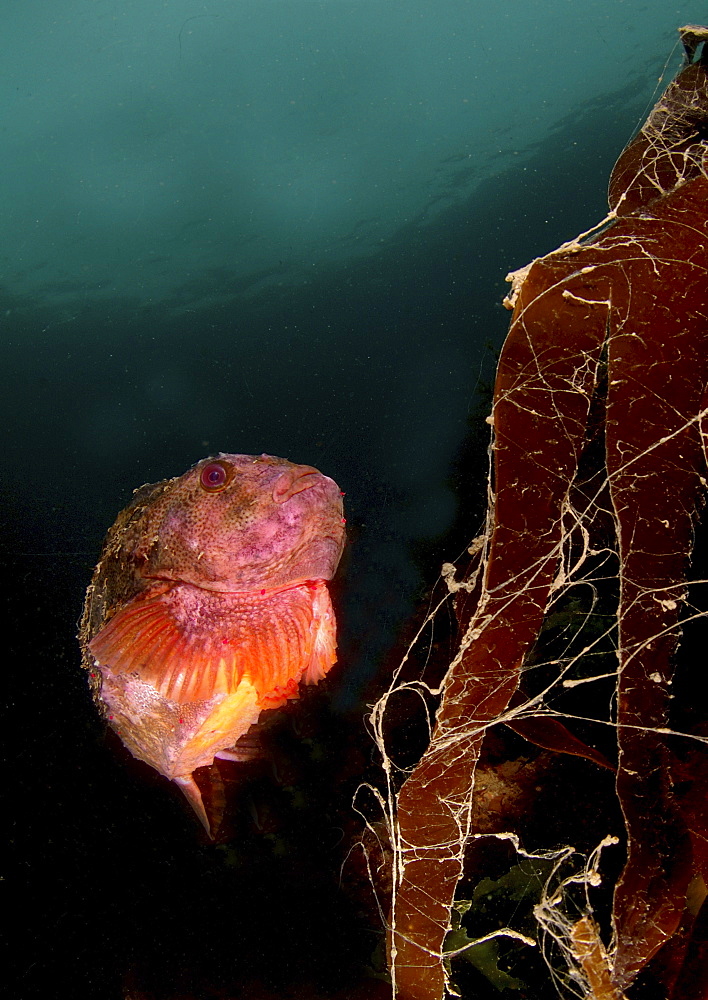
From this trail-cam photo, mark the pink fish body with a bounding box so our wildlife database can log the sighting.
[79,453,345,832]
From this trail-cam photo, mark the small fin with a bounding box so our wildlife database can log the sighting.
[215,748,255,763]
[216,720,276,763]
[173,773,213,837]
[214,724,265,762]
[257,676,300,709]
[302,583,338,684]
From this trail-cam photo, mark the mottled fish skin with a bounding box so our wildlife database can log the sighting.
[78,453,345,835]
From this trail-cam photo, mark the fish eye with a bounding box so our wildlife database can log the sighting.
[199,460,232,493]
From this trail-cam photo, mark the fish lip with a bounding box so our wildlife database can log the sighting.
[271,467,332,504]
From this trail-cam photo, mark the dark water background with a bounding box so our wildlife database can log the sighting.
[2,4,701,998]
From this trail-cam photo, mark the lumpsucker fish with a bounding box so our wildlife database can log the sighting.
[79,453,346,835]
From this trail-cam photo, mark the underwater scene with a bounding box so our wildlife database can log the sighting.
[4,3,708,998]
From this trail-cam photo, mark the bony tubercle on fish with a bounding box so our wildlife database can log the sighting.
[78,453,346,836]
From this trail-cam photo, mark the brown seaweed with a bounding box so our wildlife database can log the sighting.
[371,26,708,999]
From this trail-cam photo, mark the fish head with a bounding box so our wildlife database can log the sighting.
[123,453,345,592]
